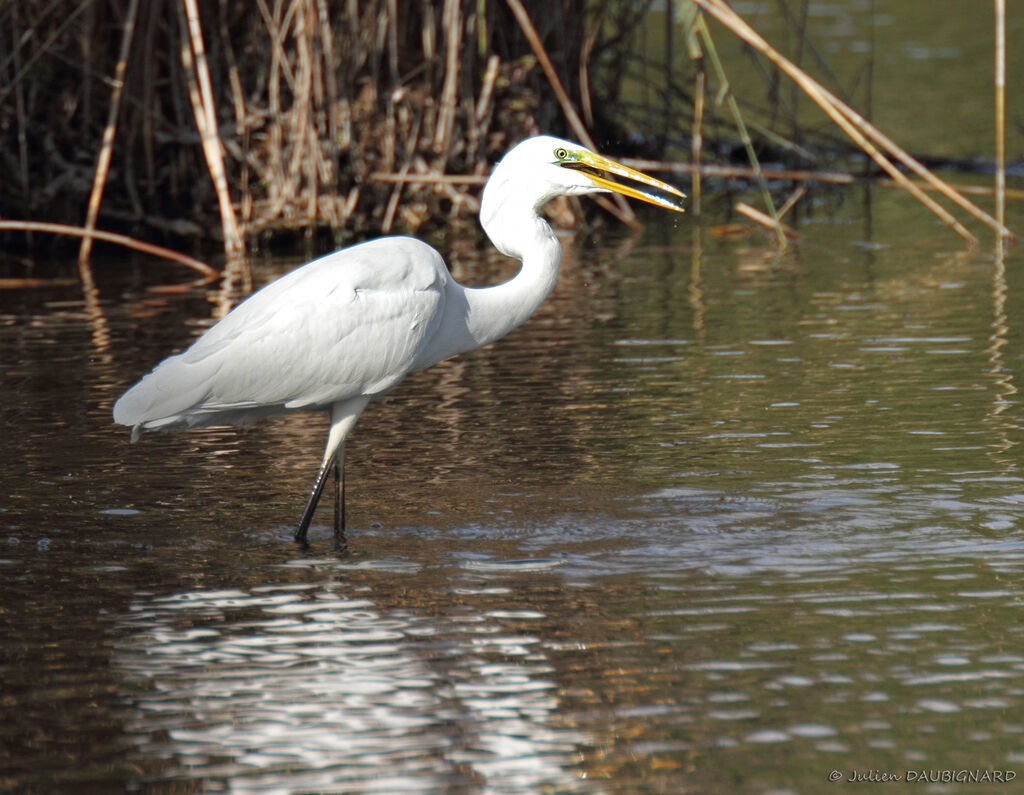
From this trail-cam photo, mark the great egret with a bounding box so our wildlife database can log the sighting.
[114,135,685,545]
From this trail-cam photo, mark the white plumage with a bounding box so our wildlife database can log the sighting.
[114,237,447,434]
[114,135,685,545]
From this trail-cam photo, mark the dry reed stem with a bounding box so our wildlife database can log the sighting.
[505,0,590,147]
[994,0,1006,237]
[735,201,799,238]
[698,0,971,239]
[776,186,807,219]
[476,55,501,125]
[696,0,1013,241]
[371,173,487,185]
[383,115,423,233]
[180,0,243,256]
[700,0,971,241]
[504,0,636,226]
[470,53,501,161]
[286,1,313,219]
[0,278,80,289]
[0,220,217,279]
[256,0,288,215]
[434,0,461,155]
[214,2,246,131]
[579,14,600,129]
[78,0,140,268]
[141,6,158,199]
[385,0,399,83]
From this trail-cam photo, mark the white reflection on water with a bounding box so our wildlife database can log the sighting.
[116,578,594,794]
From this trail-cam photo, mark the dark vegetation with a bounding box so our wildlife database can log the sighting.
[0,0,1014,261]
[1,0,691,255]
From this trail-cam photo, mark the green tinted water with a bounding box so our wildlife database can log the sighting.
[634,1,1024,162]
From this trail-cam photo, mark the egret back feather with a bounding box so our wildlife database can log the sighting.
[113,237,447,434]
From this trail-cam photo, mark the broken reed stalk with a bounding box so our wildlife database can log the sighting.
[735,201,798,238]
[180,0,243,257]
[504,0,636,226]
[994,0,1006,238]
[777,185,807,219]
[78,0,140,268]
[624,156,1024,207]
[0,220,217,279]
[694,0,1014,242]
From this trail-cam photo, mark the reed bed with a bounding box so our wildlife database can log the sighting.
[0,0,1016,264]
[1,0,598,255]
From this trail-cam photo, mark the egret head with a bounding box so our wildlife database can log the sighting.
[482,135,686,219]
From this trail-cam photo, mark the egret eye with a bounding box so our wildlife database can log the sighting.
[554,147,568,160]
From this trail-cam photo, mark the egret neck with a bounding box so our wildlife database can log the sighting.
[463,171,564,347]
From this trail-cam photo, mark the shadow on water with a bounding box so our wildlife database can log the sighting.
[3,185,1024,791]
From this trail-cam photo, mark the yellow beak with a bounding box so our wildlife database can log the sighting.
[562,150,686,213]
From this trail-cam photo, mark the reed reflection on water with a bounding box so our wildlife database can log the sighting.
[3,194,1024,791]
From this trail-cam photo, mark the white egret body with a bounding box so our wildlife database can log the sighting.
[114,136,685,544]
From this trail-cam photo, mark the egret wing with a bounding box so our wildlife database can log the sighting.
[114,237,448,431]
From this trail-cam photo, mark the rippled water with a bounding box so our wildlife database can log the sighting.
[3,190,1024,792]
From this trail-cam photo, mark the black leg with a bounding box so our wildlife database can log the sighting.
[295,458,332,545]
[333,460,343,535]
[333,460,347,550]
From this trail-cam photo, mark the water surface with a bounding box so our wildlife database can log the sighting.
[3,188,1024,792]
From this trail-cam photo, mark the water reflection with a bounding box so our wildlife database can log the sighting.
[986,247,1019,468]
[116,571,594,793]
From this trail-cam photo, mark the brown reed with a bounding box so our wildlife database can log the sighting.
[0,0,597,257]
[0,0,1017,264]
